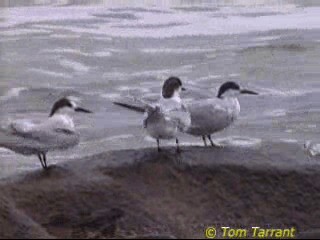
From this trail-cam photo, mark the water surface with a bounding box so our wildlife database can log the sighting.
[0,0,320,178]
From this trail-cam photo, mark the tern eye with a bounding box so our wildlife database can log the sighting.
[69,102,76,109]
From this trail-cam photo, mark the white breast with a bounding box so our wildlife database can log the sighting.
[45,114,75,132]
[227,98,240,121]
[159,97,182,112]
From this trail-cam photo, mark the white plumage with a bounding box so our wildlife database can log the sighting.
[113,81,257,148]
[0,97,91,169]
[186,97,240,136]
[186,81,257,147]
[142,77,191,152]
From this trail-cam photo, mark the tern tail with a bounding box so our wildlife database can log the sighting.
[113,101,145,113]
[112,95,155,114]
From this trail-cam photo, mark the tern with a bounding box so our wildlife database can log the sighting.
[186,81,258,147]
[113,81,258,147]
[115,77,191,153]
[0,97,92,169]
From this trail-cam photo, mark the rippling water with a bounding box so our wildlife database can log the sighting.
[0,0,320,177]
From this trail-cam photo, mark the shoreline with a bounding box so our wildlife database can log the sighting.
[0,142,319,238]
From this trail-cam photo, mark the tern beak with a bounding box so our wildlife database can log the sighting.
[75,107,92,113]
[240,89,258,95]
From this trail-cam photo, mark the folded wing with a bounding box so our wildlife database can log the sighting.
[0,119,80,155]
[164,104,191,132]
[186,99,230,135]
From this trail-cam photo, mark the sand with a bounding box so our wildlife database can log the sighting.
[0,142,319,239]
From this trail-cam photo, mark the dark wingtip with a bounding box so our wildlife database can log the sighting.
[113,101,145,113]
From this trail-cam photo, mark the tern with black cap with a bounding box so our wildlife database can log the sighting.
[0,97,92,169]
[186,81,258,147]
[115,77,190,153]
[143,76,191,153]
[113,81,257,148]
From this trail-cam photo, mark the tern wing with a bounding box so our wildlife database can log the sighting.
[9,120,46,141]
[0,118,80,155]
[143,105,161,128]
[113,95,156,113]
[9,121,79,148]
[9,119,36,136]
[14,126,77,142]
[186,98,230,134]
[164,104,191,132]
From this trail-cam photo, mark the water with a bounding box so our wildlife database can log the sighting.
[0,0,320,178]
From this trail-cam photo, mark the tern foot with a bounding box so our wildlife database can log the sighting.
[207,135,223,148]
[157,139,162,153]
[211,142,224,148]
[42,153,49,170]
[38,153,49,170]
[202,136,208,147]
[175,138,181,154]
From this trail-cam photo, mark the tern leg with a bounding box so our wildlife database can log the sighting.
[38,154,45,169]
[207,135,221,148]
[157,139,161,152]
[202,136,208,147]
[176,138,181,154]
[42,153,48,169]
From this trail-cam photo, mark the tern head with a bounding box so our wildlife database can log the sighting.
[49,97,92,117]
[162,76,186,99]
[217,81,258,99]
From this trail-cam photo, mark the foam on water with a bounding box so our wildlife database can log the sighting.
[0,6,98,27]
[49,33,82,39]
[218,136,262,147]
[42,48,113,58]
[28,68,73,79]
[194,75,222,82]
[0,37,20,42]
[0,28,51,36]
[89,36,113,41]
[79,134,136,149]
[100,93,122,100]
[141,48,217,54]
[254,35,282,42]
[264,109,287,117]
[1,5,320,38]
[113,22,187,29]
[0,87,27,102]
[103,69,173,80]
[144,136,156,143]
[116,86,150,93]
[206,53,217,59]
[256,87,318,97]
[104,134,135,141]
[228,73,240,78]
[280,138,298,143]
[92,51,113,57]
[59,58,91,73]
[85,7,319,37]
